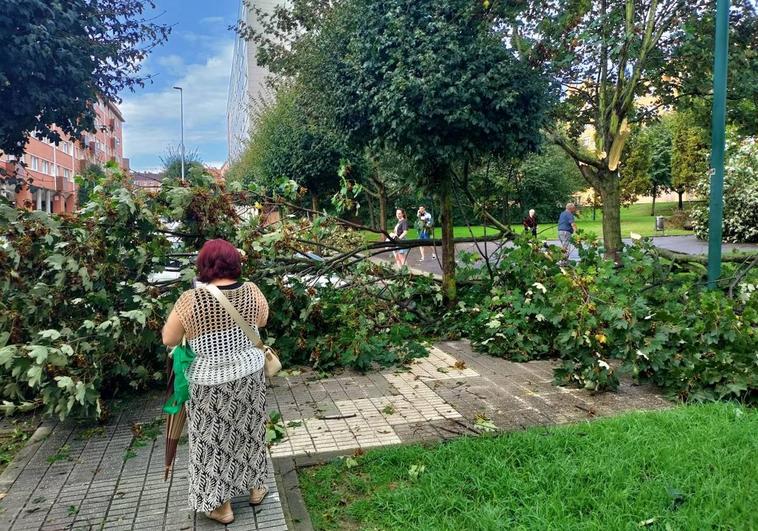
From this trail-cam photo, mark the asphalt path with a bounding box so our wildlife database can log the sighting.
[375,235,758,276]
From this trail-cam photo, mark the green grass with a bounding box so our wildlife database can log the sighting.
[300,403,757,530]
[367,201,695,241]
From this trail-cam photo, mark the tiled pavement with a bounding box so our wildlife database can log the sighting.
[0,340,670,530]
[268,341,671,459]
[0,395,285,530]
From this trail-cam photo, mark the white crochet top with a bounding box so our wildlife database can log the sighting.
[173,282,269,386]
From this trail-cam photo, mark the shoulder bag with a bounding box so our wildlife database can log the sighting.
[204,283,282,378]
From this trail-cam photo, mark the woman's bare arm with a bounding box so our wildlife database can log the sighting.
[162,308,185,347]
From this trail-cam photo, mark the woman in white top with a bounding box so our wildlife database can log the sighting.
[162,239,269,524]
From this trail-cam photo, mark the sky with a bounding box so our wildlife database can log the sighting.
[120,0,240,172]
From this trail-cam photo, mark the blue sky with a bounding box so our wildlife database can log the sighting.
[120,0,240,171]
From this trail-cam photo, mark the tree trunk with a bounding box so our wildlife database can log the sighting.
[440,175,456,303]
[367,194,376,228]
[599,175,622,262]
[677,189,684,210]
[651,184,657,216]
[378,188,387,232]
[311,194,319,213]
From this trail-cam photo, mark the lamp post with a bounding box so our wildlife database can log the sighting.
[706,0,730,288]
[173,86,185,183]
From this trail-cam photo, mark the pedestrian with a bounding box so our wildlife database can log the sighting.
[162,239,270,524]
[416,205,436,261]
[390,208,409,266]
[558,202,578,263]
[522,209,538,237]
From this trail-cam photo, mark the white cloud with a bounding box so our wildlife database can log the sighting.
[200,16,225,25]
[121,41,233,170]
[155,54,186,74]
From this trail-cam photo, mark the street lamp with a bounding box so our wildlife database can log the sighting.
[706,0,730,287]
[173,86,185,183]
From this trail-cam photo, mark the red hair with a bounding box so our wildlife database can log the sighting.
[196,239,242,282]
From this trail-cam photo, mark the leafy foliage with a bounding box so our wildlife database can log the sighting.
[0,0,170,157]
[508,0,758,255]
[692,137,758,243]
[447,237,757,401]
[227,86,345,208]
[298,0,551,301]
[0,167,434,420]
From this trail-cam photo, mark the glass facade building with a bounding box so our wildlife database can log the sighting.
[227,0,281,162]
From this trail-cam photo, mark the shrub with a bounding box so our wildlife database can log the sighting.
[665,207,693,230]
[451,235,757,401]
[0,170,174,419]
[0,170,433,420]
[692,138,758,243]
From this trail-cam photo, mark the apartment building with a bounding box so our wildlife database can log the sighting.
[1,99,128,214]
[227,0,284,162]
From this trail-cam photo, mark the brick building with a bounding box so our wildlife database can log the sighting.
[1,99,128,214]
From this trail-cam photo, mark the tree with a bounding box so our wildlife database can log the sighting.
[692,136,758,243]
[75,163,106,206]
[656,0,758,136]
[228,86,343,211]
[624,121,673,216]
[507,0,758,260]
[467,146,585,226]
[300,0,550,301]
[161,147,205,182]
[671,112,709,210]
[0,0,170,158]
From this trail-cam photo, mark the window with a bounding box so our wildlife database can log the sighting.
[64,168,72,181]
[42,160,50,174]
[31,156,39,171]
[61,142,71,155]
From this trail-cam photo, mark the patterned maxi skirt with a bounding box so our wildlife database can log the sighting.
[186,369,267,512]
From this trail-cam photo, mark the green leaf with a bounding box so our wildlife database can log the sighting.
[38,329,61,341]
[120,310,147,327]
[56,376,75,391]
[27,366,43,388]
[28,346,49,364]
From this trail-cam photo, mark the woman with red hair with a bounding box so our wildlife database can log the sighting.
[162,239,270,524]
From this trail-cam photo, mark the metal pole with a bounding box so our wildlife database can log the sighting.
[173,86,185,183]
[706,0,730,287]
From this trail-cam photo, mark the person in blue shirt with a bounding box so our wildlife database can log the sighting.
[557,202,578,262]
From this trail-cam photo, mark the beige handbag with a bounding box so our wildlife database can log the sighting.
[204,284,282,378]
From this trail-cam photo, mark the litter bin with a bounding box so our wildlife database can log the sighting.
[655,216,665,235]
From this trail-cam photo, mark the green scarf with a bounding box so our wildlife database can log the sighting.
[163,342,196,414]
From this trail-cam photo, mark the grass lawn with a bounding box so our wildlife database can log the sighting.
[366,201,695,241]
[300,403,757,530]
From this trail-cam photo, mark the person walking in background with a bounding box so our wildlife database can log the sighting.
[162,239,270,524]
[390,208,409,266]
[558,202,578,263]
[522,209,538,237]
[416,205,435,261]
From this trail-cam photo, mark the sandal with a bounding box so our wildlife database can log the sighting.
[204,502,234,524]
[249,486,269,506]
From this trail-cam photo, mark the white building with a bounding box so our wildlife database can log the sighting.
[227,0,282,162]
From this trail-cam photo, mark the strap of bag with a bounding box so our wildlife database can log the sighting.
[203,284,264,349]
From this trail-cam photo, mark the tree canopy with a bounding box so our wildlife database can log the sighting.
[0,0,170,158]
[227,85,345,210]
[298,0,552,300]
[506,0,758,258]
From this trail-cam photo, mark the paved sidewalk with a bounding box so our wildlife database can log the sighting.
[268,341,670,460]
[0,394,286,530]
[0,341,671,530]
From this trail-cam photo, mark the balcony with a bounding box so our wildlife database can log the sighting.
[55,175,75,194]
